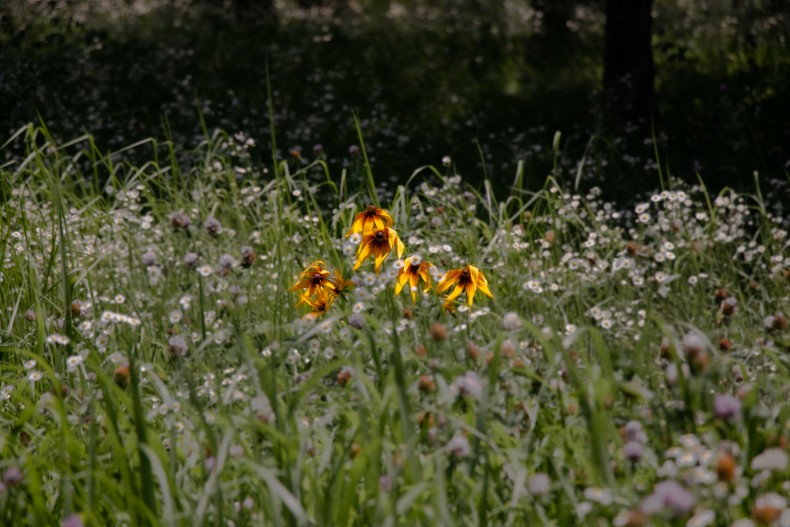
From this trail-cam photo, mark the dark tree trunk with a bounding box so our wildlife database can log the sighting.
[603,0,656,123]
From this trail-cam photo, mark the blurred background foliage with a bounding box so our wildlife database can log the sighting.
[0,0,788,197]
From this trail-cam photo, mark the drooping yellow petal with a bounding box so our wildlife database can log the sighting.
[476,275,494,299]
[419,266,432,291]
[395,270,410,295]
[437,270,460,292]
[373,245,389,274]
[387,228,404,259]
[409,273,420,302]
[288,277,312,291]
[354,241,372,270]
[446,283,465,302]
[364,216,377,233]
[468,265,479,286]
[345,214,365,237]
[466,281,477,307]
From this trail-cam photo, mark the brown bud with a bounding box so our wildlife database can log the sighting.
[240,247,257,268]
[349,442,361,459]
[716,453,736,483]
[70,300,84,318]
[430,322,448,342]
[659,338,673,359]
[720,297,737,316]
[114,366,130,387]
[753,504,781,524]
[417,412,434,428]
[624,509,646,527]
[336,368,352,387]
[417,375,435,393]
[415,343,427,357]
[688,349,710,374]
[466,341,480,361]
[714,288,728,301]
[500,339,516,359]
[719,337,732,351]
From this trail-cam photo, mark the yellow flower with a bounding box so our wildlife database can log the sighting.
[353,226,405,274]
[436,265,493,307]
[332,270,355,296]
[288,261,336,297]
[346,205,393,237]
[395,256,433,302]
[297,288,335,318]
[441,298,457,314]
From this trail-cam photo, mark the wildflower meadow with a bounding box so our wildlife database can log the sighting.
[0,120,789,527]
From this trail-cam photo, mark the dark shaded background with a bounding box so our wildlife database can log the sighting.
[1,0,788,199]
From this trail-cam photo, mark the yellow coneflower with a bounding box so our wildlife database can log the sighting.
[437,265,493,307]
[353,226,405,274]
[332,270,355,296]
[297,288,335,317]
[442,298,457,314]
[394,256,432,302]
[346,205,393,237]
[288,261,337,297]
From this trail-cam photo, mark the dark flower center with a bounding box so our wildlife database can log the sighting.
[311,273,324,285]
[459,269,471,284]
[374,230,387,242]
[409,263,421,274]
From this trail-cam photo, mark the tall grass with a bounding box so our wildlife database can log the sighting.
[0,123,788,526]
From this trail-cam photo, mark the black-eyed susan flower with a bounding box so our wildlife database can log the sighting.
[289,261,337,297]
[346,205,393,237]
[297,288,335,318]
[394,256,433,302]
[332,270,355,296]
[437,265,493,307]
[353,227,405,274]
